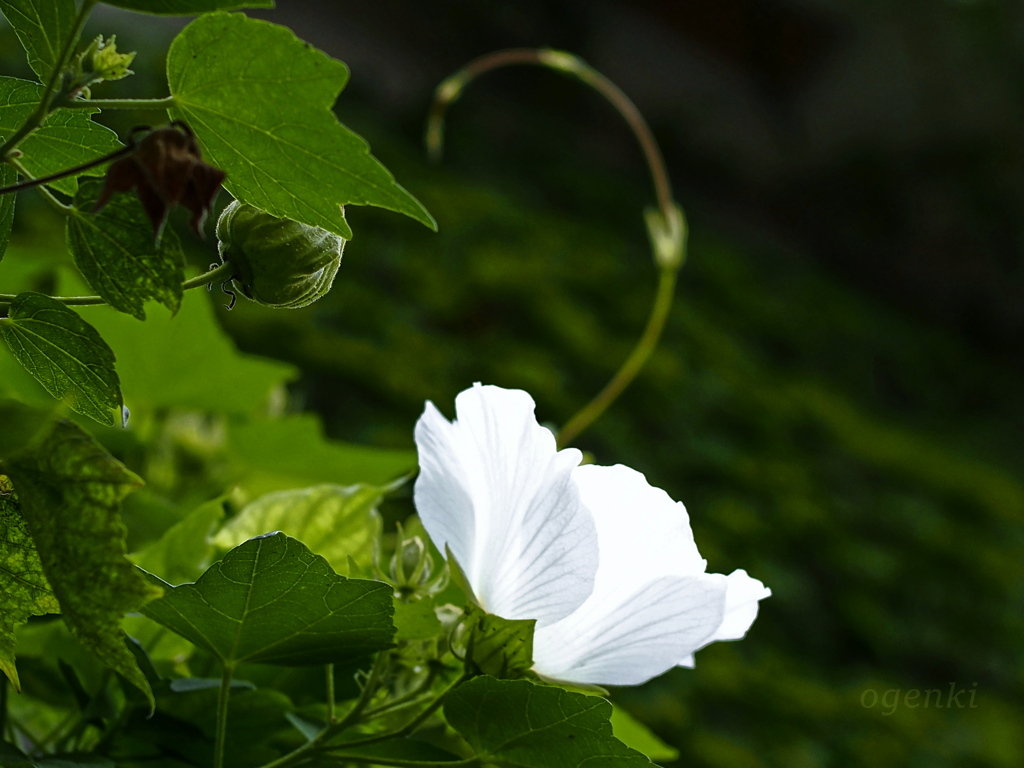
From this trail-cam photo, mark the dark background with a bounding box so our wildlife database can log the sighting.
[8,1,1024,766]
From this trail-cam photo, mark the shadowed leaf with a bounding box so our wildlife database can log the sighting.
[0,292,122,425]
[0,77,121,196]
[0,0,77,82]
[141,532,394,667]
[67,179,184,320]
[445,677,654,767]
[5,420,161,707]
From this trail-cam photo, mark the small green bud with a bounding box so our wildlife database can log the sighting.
[79,35,135,83]
[216,201,345,309]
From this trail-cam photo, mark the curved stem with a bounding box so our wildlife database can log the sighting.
[0,263,235,308]
[426,48,686,446]
[557,265,677,448]
[214,664,235,768]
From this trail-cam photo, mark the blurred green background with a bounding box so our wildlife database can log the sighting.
[3,1,1024,766]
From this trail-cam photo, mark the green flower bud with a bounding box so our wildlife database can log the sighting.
[216,201,345,309]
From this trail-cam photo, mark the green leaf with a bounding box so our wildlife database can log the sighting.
[0,0,77,82]
[141,532,395,667]
[463,605,535,680]
[4,420,162,707]
[211,484,384,575]
[609,705,679,763]
[392,598,441,642]
[130,496,225,585]
[0,163,14,263]
[445,677,654,767]
[166,13,435,238]
[0,492,60,690]
[66,179,185,319]
[102,0,272,15]
[0,77,122,196]
[229,416,416,493]
[75,288,295,414]
[0,398,52,459]
[0,292,123,426]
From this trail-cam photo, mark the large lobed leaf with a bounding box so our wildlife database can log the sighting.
[0,292,123,426]
[141,532,395,667]
[103,0,272,15]
[0,0,77,82]
[67,179,185,320]
[166,12,436,239]
[444,677,654,767]
[4,420,162,706]
[0,77,122,196]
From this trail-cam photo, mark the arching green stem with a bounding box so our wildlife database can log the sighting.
[426,49,687,447]
[0,263,235,309]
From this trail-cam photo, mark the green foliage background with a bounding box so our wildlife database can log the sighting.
[2,4,1023,767]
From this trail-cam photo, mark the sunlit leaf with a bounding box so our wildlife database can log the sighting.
[0,292,122,425]
[130,496,225,585]
[445,677,654,767]
[76,288,295,414]
[141,532,394,667]
[229,416,415,493]
[4,420,162,706]
[0,77,122,196]
[103,0,272,15]
[0,0,77,82]
[609,705,679,763]
[392,598,441,642]
[464,605,535,680]
[66,179,184,320]
[166,12,435,239]
[0,492,59,690]
[211,484,384,575]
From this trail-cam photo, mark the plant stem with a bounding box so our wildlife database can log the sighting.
[325,664,336,723]
[4,157,73,214]
[557,265,677,448]
[426,48,685,446]
[214,664,235,768]
[0,263,235,308]
[0,0,99,161]
[60,96,176,111]
[256,653,388,768]
[0,144,133,196]
[332,671,469,751]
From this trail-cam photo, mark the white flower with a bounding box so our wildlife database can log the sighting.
[414,384,770,686]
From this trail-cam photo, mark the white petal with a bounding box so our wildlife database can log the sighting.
[573,464,708,600]
[413,384,598,624]
[531,464,727,686]
[533,574,727,685]
[701,569,771,643]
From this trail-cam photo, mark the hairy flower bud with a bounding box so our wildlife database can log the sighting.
[215,201,345,309]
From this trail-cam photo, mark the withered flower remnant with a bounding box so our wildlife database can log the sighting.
[92,122,225,240]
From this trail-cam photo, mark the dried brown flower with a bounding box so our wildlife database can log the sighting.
[92,121,225,239]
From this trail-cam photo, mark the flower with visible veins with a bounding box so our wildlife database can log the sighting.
[414,383,770,686]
